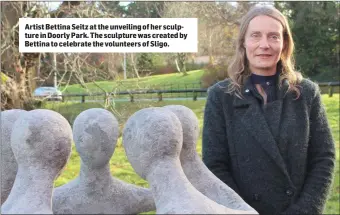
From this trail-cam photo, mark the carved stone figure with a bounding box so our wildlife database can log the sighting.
[52,108,155,214]
[163,105,257,212]
[1,109,26,205]
[122,107,258,214]
[1,109,72,214]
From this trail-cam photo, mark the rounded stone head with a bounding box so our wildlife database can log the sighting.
[163,105,199,151]
[122,107,183,179]
[10,109,72,172]
[73,108,119,168]
[1,109,26,204]
[1,109,27,163]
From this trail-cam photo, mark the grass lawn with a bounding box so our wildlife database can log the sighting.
[60,70,205,94]
[321,94,340,214]
[50,94,339,214]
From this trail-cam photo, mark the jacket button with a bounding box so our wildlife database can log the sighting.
[286,189,294,197]
[253,193,261,201]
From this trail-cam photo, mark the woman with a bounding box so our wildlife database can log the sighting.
[202,5,335,215]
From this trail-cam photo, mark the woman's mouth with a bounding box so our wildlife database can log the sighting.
[257,54,272,58]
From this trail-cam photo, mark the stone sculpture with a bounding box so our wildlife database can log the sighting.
[52,108,155,214]
[163,105,257,212]
[1,109,72,214]
[122,107,258,214]
[1,109,26,205]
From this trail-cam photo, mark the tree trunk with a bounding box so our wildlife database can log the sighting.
[177,53,187,76]
[175,58,181,73]
[130,53,140,79]
[1,2,41,110]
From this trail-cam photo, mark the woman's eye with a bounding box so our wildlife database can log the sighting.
[271,35,280,40]
[251,33,259,37]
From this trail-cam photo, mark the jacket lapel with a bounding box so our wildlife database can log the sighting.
[262,79,290,140]
[233,77,290,179]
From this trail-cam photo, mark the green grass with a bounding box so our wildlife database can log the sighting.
[322,94,340,214]
[50,94,339,214]
[60,70,205,94]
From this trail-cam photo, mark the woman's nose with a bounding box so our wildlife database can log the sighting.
[259,37,270,49]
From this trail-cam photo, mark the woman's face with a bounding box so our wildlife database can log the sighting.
[244,15,284,75]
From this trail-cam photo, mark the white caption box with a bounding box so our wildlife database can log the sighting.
[19,18,198,53]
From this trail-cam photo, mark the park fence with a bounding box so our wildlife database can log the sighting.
[59,81,339,104]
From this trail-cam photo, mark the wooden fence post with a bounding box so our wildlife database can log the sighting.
[81,95,85,103]
[104,93,109,106]
[158,92,163,102]
[328,85,333,97]
[193,91,197,101]
[185,84,188,98]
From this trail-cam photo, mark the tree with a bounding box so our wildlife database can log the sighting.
[124,2,164,18]
[161,1,255,76]
[275,1,339,81]
[96,1,125,18]
[1,2,50,110]
[124,2,165,78]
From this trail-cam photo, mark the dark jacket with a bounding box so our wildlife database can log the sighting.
[202,77,335,215]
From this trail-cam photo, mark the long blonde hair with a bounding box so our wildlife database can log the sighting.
[227,5,302,99]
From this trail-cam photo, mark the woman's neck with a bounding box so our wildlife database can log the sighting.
[249,65,277,76]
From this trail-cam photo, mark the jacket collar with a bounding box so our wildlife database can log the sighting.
[233,74,290,108]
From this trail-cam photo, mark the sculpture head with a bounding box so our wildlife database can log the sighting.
[1,109,27,204]
[73,108,119,168]
[122,107,183,179]
[1,109,27,161]
[163,105,199,152]
[11,109,72,174]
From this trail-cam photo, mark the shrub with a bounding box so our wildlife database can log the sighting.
[151,64,177,75]
[185,62,207,72]
[200,61,229,88]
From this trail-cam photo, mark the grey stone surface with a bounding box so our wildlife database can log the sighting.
[1,109,26,205]
[52,108,155,214]
[1,109,72,214]
[163,105,257,212]
[122,107,258,214]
